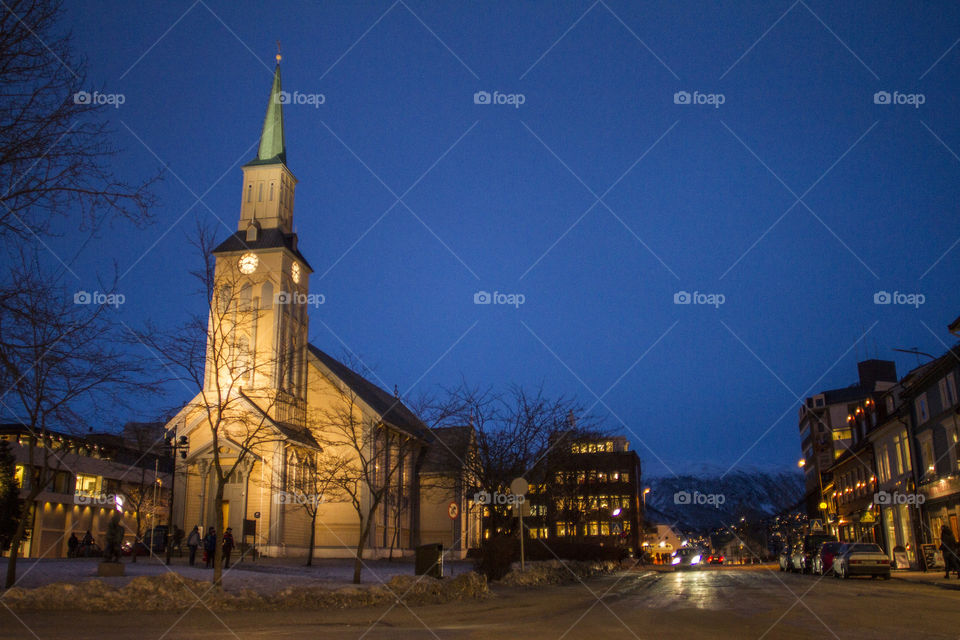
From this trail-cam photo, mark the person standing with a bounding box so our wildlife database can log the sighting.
[186,526,201,567]
[222,527,234,569]
[203,527,216,569]
[940,526,959,579]
[67,533,79,558]
[173,526,184,557]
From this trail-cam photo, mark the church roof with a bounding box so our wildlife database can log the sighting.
[238,390,321,450]
[306,344,431,441]
[245,62,286,167]
[211,227,312,271]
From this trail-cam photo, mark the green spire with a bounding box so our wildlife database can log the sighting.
[253,60,286,165]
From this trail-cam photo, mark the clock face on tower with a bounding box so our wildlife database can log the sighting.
[291,261,301,284]
[238,253,259,274]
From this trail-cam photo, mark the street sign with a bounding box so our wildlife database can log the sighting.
[860,512,876,524]
[611,522,623,535]
[510,477,529,496]
[810,519,824,530]
[447,501,459,520]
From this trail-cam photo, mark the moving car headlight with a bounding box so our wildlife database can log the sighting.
[690,555,701,565]
[671,555,681,565]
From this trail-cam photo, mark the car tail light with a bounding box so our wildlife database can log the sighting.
[879,558,890,564]
[850,560,862,565]
[719,556,724,562]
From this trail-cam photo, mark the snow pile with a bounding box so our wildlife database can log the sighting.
[2,570,488,611]
[498,559,618,586]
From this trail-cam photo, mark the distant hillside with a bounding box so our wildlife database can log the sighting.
[644,468,805,532]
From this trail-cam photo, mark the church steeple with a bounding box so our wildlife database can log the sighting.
[253,53,286,166]
[237,51,296,234]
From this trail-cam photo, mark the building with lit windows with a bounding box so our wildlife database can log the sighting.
[866,381,921,568]
[1,423,171,559]
[901,343,960,552]
[798,359,898,518]
[526,435,642,553]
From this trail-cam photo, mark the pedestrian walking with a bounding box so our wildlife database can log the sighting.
[186,525,201,566]
[203,527,216,569]
[67,533,79,558]
[222,527,234,569]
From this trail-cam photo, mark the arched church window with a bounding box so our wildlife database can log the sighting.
[239,283,252,311]
[261,281,273,309]
[247,184,252,202]
[237,335,251,382]
[258,183,263,202]
[218,285,232,313]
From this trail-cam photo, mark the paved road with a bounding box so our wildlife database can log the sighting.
[3,567,958,639]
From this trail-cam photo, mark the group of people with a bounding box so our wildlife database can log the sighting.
[65,530,96,557]
[939,526,960,578]
[185,525,235,569]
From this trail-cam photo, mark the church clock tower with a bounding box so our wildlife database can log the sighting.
[208,53,311,427]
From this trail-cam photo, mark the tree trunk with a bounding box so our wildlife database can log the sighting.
[5,492,39,589]
[307,510,316,567]
[131,515,140,563]
[353,517,372,584]
[4,514,29,589]
[212,482,225,587]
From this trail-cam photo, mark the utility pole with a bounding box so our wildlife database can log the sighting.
[164,431,189,565]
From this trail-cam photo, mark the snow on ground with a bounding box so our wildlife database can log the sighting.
[1,556,476,594]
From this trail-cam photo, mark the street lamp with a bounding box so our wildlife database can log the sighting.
[164,432,189,565]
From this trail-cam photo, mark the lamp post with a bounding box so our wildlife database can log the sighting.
[164,432,189,565]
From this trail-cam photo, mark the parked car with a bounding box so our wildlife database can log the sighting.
[122,541,150,557]
[833,543,891,579]
[788,541,806,572]
[795,533,837,574]
[671,547,704,569]
[778,545,792,571]
[812,541,844,575]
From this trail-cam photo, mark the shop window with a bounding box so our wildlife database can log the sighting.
[75,473,100,495]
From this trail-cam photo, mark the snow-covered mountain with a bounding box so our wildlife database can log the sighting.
[644,467,805,533]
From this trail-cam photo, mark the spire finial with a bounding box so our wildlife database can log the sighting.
[276,40,282,65]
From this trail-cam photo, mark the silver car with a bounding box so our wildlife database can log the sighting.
[671,547,705,570]
[832,543,891,579]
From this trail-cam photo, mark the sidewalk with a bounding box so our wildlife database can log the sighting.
[890,569,960,590]
[0,555,475,593]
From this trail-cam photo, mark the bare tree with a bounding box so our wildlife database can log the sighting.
[0,254,155,588]
[274,444,346,566]
[133,223,292,587]
[0,0,158,241]
[313,390,417,584]
[420,382,604,542]
[114,422,167,564]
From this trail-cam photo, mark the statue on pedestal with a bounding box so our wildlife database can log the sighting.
[103,511,124,563]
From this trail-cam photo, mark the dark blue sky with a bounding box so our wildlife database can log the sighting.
[46,1,960,476]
